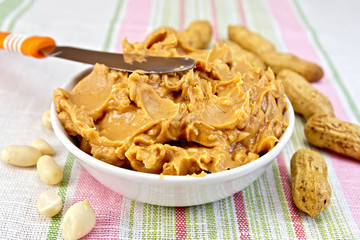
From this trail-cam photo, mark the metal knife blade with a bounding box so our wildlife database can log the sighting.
[46,46,195,74]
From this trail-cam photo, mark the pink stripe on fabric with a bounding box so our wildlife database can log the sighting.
[267,0,360,228]
[267,0,348,120]
[115,0,155,52]
[233,192,250,239]
[277,154,306,239]
[72,168,123,239]
[175,207,187,240]
[237,0,247,26]
[210,0,219,40]
[326,153,360,224]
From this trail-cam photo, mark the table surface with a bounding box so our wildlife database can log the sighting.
[1,0,360,239]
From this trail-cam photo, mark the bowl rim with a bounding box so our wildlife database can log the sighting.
[51,68,295,185]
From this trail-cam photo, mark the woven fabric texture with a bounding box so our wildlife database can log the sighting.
[1,0,360,239]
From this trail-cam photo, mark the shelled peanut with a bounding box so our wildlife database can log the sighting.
[32,138,56,155]
[42,109,53,129]
[1,145,41,167]
[37,191,63,217]
[37,155,63,185]
[276,69,334,120]
[304,114,360,160]
[62,200,96,240]
[1,138,63,185]
[291,149,331,218]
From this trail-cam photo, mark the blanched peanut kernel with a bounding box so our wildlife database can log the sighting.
[42,109,52,129]
[31,138,56,156]
[1,145,41,167]
[37,191,62,217]
[62,199,96,240]
[37,155,63,185]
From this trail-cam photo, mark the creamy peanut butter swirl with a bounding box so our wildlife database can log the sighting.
[54,27,288,175]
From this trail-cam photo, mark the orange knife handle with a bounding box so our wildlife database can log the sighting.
[0,32,56,58]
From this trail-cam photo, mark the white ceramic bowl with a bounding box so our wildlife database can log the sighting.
[51,68,295,207]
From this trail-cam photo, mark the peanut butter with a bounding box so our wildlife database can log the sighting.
[53,27,288,175]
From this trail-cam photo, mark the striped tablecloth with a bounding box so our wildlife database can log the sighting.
[1,0,360,239]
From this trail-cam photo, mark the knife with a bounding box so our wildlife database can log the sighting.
[0,32,195,74]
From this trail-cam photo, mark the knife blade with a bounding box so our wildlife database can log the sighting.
[47,46,195,74]
[0,32,196,74]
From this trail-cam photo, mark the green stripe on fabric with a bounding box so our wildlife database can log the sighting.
[46,153,75,239]
[152,204,159,237]
[315,214,329,238]
[246,0,283,51]
[205,203,217,239]
[103,0,125,51]
[147,0,160,33]
[200,204,207,238]
[192,205,199,239]
[183,0,197,28]
[214,0,228,40]
[293,0,360,122]
[5,0,35,31]
[162,0,172,29]
[318,166,353,238]
[271,161,297,239]
[328,192,354,239]
[243,185,258,238]
[142,203,149,239]
[218,198,230,239]
[128,200,136,239]
[290,117,308,156]
[291,117,302,150]
[141,203,160,239]
[165,207,176,239]
[163,207,170,239]
[262,171,283,238]
[320,207,337,238]
[0,0,23,28]
[185,207,191,239]
[165,0,180,29]
[253,179,271,239]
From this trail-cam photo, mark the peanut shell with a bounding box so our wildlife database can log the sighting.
[304,114,360,160]
[291,149,331,218]
[277,69,333,119]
